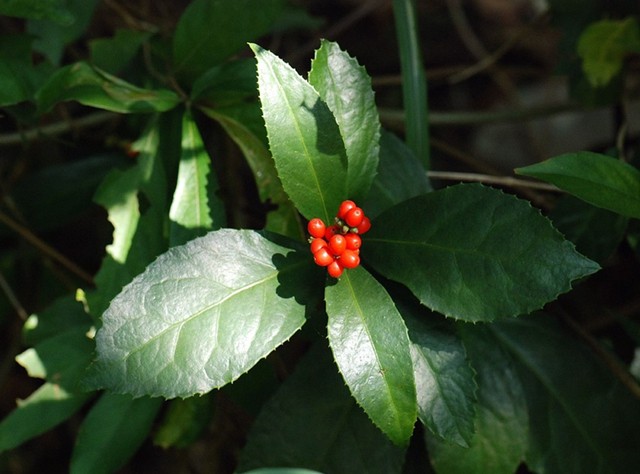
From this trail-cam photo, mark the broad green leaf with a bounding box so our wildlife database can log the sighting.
[0,0,73,24]
[16,329,94,390]
[425,323,528,474]
[22,295,91,346]
[173,0,283,85]
[153,395,214,448]
[516,151,640,219]
[86,114,179,319]
[85,230,321,398]
[363,130,432,219]
[90,28,152,74]
[169,110,225,246]
[490,315,640,473]
[309,40,380,200]
[364,184,600,321]
[36,62,180,114]
[0,34,47,106]
[0,383,91,452]
[397,298,476,447]
[238,345,406,473]
[191,58,258,106]
[578,18,640,87]
[70,393,162,474]
[26,0,100,65]
[202,105,303,240]
[251,43,348,224]
[549,195,628,263]
[325,266,417,445]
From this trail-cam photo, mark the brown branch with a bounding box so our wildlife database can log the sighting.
[0,211,94,285]
[428,170,561,192]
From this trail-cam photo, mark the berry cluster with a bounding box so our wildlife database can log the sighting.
[307,200,371,278]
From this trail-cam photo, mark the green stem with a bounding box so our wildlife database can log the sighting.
[392,0,430,169]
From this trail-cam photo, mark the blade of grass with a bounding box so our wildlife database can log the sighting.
[392,0,430,169]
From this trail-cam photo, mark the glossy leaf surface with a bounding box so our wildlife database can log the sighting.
[36,62,180,113]
[325,266,417,445]
[173,0,282,85]
[169,111,225,246]
[309,39,380,200]
[492,316,640,473]
[239,345,406,473]
[364,184,599,321]
[251,43,347,224]
[86,230,319,398]
[425,323,528,474]
[398,300,476,447]
[517,151,640,219]
[363,130,431,219]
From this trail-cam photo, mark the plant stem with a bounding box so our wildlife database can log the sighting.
[0,211,93,284]
[392,0,430,169]
[427,170,561,192]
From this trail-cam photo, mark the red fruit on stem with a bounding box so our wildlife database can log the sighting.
[324,224,339,240]
[356,216,371,234]
[327,260,344,278]
[313,247,334,267]
[338,200,356,219]
[329,234,346,256]
[307,218,326,238]
[339,249,360,269]
[344,207,364,227]
[310,238,328,254]
[344,233,361,250]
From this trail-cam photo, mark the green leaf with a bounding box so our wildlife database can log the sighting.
[36,62,180,113]
[578,18,640,87]
[516,151,640,219]
[86,114,179,319]
[392,0,430,168]
[491,315,640,473]
[0,0,74,24]
[325,266,417,446]
[191,58,258,105]
[26,0,101,65]
[173,0,283,85]
[70,393,163,474]
[425,323,528,474]
[364,184,600,321]
[397,298,476,447]
[202,105,304,240]
[549,195,628,263]
[309,40,380,201]
[169,110,225,246]
[85,230,321,398]
[238,345,406,473]
[242,470,324,474]
[0,383,91,452]
[90,28,153,74]
[363,130,432,219]
[0,34,46,106]
[153,395,214,448]
[251,43,348,224]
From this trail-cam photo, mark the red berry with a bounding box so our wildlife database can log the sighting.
[338,200,356,219]
[339,249,360,269]
[310,238,328,254]
[329,234,346,256]
[307,218,326,238]
[344,233,361,250]
[313,247,334,267]
[327,260,344,278]
[356,216,371,234]
[344,207,364,227]
[324,224,339,240]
